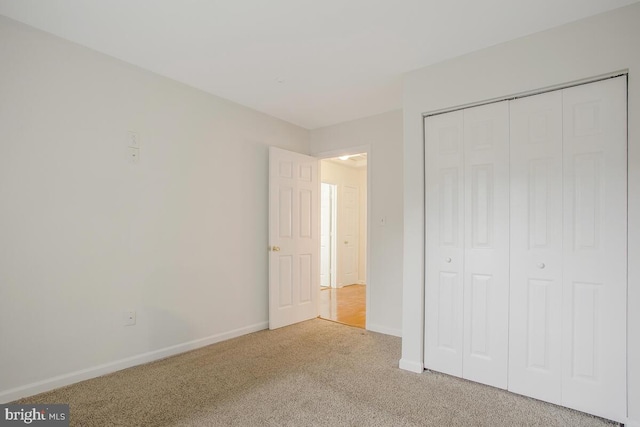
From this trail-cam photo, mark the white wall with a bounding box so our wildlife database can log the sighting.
[320,160,366,285]
[401,3,640,425]
[0,16,309,401]
[311,110,403,337]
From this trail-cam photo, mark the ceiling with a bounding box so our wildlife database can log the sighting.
[0,0,637,129]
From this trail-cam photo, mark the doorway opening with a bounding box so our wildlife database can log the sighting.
[318,153,367,328]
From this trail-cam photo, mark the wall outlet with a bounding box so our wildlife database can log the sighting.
[128,147,140,164]
[127,130,140,148]
[123,310,136,326]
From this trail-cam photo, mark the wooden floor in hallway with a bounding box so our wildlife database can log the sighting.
[319,284,365,328]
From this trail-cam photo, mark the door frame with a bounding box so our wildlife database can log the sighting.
[320,182,338,288]
[315,144,371,330]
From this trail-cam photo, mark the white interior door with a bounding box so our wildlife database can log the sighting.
[269,147,319,330]
[509,90,563,403]
[561,77,627,421]
[462,101,510,389]
[340,185,359,285]
[424,110,465,377]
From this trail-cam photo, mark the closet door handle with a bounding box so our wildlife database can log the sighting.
[537,262,545,269]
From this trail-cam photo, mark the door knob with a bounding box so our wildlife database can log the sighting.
[537,262,545,269]
[272,246,281,252]
[445,257,452,263]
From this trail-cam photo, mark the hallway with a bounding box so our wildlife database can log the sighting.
[319,284,366,328]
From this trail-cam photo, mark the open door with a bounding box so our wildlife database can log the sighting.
[269,147,319,329]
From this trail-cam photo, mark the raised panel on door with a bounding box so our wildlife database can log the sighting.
[424,111,464,377]
[274,172,295,312]
[508,91,563,404]
[462,101,509,389]
[561,77,627,422]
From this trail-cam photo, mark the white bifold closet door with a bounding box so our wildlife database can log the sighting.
[562,78,627,420]
[424,110,465,378]
[425,102,510,389]
[426,76,626,422]
[509,77,627,422]
[462,102,510,389]
[509,89,564,404]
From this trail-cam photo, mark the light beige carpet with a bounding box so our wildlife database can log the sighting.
[16,319,615,426]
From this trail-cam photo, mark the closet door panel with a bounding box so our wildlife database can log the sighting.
[462,101,509,389]
[562,77,627,422]
[424,112,465,377]
[508,91,563,404]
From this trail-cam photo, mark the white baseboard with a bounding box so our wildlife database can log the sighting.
[399,358,424,373]
[0,321,268,403]
[367,323,402,337]
[626,418,639,427]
